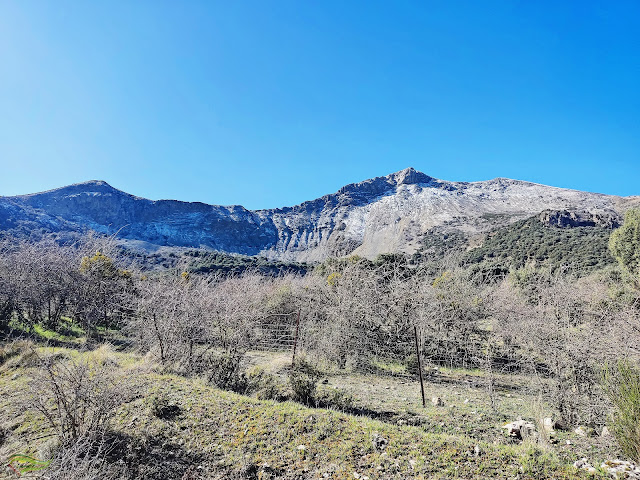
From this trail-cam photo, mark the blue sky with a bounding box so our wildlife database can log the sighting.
[0,1,638,209]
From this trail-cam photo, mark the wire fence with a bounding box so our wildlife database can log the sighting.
[252,311,299,353]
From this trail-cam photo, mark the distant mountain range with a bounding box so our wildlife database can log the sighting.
[1,168,638,262]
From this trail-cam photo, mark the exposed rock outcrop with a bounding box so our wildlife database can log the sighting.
[538,209,621,229]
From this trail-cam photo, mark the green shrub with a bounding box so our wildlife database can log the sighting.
[289,358,322,405]
[602,360,640,462]
[610,208,640,278]
[256,380,289,402]
[315,387,355,411]
[246,368,289,401]
[206,351,249,394]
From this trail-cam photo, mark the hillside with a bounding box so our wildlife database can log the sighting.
[0,344,596,480]
[1,218,638,479]
[1,168,636,262]
[462,211,618,275]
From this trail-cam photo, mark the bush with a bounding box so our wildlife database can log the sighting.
[602,360,640,462]
[289,358,322,405]
[315,387,355,411]
[610,208,640,278]
[23,351,132,479]
[249,370,289,401]
[206,351,249,394]
[26,354,128,442]
[43,432,127,480]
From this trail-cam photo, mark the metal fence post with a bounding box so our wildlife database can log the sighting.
[291,309,301,367]
[414,325,426,407]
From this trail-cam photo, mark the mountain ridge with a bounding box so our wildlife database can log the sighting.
[6,167,632,211]
[1,168,638,262]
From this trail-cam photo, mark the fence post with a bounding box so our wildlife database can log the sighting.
[414,325,426,408]
[291,309,301,367]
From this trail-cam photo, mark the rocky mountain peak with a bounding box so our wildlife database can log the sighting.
[78,180,112,187]
[334,168,439,203]
[390,167,434,186]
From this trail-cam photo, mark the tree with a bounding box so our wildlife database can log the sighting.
[76,249,134,336]
[0,238,79,330]
[610,209,640,279]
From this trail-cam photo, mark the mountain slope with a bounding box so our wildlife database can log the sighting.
[462,210,618,275]
[1,168,637,262]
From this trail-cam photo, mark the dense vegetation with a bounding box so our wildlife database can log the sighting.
[116,246,309,276]
[411,228,468,263]
[412,215,617,278]
[610,208,640,280]
[463,216,616,274]
[184,250,309,276]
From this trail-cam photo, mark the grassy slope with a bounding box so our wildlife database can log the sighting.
[0,346,597,480]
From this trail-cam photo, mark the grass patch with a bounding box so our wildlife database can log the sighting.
[369,357,409,376]
[31,324,85,344]
[6,317,86,346]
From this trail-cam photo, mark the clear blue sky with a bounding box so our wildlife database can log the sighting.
[0,1,638,209]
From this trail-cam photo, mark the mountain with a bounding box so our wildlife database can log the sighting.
[1,168,638,262]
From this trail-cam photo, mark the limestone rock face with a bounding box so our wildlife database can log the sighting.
[537,209,621,229]
[0,168,637,262]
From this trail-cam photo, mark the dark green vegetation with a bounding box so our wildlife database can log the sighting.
[184,250,309,276]
[411,213,618,278]
[117,247,309,276]
[610,209,640,280]
[412,228,469,263]
[408,213,618,278]
[463,216,616,274]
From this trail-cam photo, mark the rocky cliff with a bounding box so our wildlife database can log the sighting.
[1,168,637,261]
